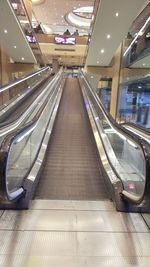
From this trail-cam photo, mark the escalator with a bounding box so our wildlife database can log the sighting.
[0,71,149,212]
[35,78,108,200]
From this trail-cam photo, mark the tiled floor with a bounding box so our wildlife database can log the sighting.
[0,199,149,267]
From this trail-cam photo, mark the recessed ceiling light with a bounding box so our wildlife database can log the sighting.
[21,57,25,61]
[61,15,64,18]
[101,49,104,54]
[91,76,93,79]
[115,12,119,17]
[97,61,99,64]
[142,63,146,66]
[107,34,111,39]
[13,45,17,49]
[4,29,8,34]
[32,0,45,4]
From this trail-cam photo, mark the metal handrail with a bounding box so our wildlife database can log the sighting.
[122,122,150,135]
[0,67,50,93]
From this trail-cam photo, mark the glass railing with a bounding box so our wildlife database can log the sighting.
[122,4,150,67]
[9,0,44,64]
[0,69,64,201]
[0,67,50,107]
[80,71,150,205]
[117,77,150,130]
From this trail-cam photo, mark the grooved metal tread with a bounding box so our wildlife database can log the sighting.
[35,78,108,200]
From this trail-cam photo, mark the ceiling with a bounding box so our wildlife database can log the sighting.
[33,0,149,68]
[32,0,94,35]
[86,0,147,67]
[0,0,36,64]
[0,0,149,68]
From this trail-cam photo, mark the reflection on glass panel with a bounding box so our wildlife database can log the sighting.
[118,2,150,131]
[97,88,111,112]
[117,79,150,129]
[96,78,112,113]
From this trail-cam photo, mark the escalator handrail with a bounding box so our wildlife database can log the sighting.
[0,71,63,201]
[122,122,150,135]
[81,71,150,204]
[0,66,50,93]
[0,69,62,139]
[0,69,54,125]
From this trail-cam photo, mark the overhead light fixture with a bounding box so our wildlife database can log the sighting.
[67,13,91,28]
[4,29,8,34]
[115,12,119,17]
[107,34,111,39]
[66,6,93,29]
[32,0,45,5]
[13,45,17,49]
[91,76,93,79]
[21,57,25,61]
[101,49,104,54]
[97,61,99,64]
[74,6,93,13]
[142,63,146,66]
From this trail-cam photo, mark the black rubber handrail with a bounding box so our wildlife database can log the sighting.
[0,71,63,202]
[81,71,150,205]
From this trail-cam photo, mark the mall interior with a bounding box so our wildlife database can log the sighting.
[0,0,149,266]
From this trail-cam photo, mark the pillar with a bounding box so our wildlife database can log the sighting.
[110,44,122,119]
